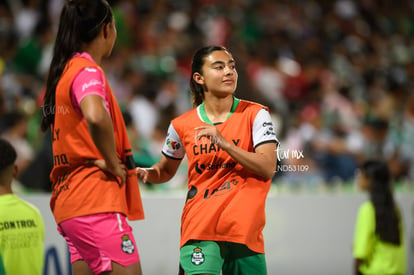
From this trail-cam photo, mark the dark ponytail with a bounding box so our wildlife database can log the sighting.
[189,45,228,107]
[362,160,401,245]
[41,0,112,131]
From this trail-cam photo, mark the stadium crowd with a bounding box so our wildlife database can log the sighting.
[0,0,414,191]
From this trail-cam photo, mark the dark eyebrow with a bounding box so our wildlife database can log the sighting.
[210,59,236,66]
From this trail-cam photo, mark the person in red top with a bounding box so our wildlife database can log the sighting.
[137,45,278,275]
[40,0,144,274]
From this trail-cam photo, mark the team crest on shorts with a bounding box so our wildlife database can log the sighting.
[191,247,205,265]
[121,234,135,254]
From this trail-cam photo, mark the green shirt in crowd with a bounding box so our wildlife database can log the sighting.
[353,201,406,275]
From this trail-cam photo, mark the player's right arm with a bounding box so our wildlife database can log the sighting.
[136,155,181,184]
[136,122,183,184]
[81,95,126,185]
[74,67,126,184]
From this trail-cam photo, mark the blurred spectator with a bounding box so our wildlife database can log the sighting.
[398,93,414,180]
[123,110,159,169]
[128,74,161,140]
[11,0,42,42]
[278,104,324,186]
[18,130,52,192]
[0,111,34,179]
[307,70,360,184]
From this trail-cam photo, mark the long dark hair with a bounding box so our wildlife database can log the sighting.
[361,160,401,245]
[40,0,112,132]
[189,45,228,107]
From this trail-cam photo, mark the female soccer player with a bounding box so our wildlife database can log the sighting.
[137,45,278,275]
[41,0,144,274]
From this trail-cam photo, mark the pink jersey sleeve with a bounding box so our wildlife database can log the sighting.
[71,67,111,116]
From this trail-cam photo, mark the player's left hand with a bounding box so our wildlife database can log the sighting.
[194,125,230,149]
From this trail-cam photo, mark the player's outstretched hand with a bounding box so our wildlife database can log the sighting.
[136,167,152,184]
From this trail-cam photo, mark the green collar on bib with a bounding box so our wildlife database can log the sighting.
[199,96,240,125]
